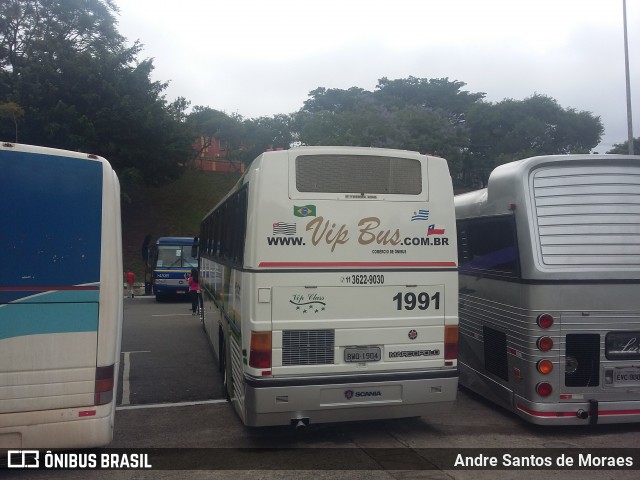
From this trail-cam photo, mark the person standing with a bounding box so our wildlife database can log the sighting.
[186,268,201,315]
[126,270,135,298]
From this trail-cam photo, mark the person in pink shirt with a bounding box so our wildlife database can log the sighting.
[186,268,201,315]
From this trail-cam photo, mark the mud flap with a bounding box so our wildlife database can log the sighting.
[589,399,599,425]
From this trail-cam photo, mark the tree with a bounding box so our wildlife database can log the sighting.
[465,94,603,185]
[0,101,24,141]
[0,0,193,184]
[242,114,296,162]
[607,137,640,155]
[186,107,245,163]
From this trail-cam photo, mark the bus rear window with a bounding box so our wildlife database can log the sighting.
[295,154,422,194]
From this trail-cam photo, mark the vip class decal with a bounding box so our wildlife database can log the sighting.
[289,293,327,314]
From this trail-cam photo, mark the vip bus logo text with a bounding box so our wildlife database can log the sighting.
[266,216,449,252]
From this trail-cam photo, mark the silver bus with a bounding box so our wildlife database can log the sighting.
[455,154,640,425]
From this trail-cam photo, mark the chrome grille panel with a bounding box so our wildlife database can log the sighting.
[282,330,335,366]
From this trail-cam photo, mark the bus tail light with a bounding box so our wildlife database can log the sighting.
[249,331,272,369]
[537,336,553,352]
[536,382,553,397]
[95,364,115,405]
[536,313,554,329]
[537,359,554,375]
[444,325,458,360]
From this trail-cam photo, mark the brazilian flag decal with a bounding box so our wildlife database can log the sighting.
[294,205,317,217]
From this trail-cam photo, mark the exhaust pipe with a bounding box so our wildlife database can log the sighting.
[291,418,309,431]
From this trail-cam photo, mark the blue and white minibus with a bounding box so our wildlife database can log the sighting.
[0,142,123,448]
[149,236,198,300]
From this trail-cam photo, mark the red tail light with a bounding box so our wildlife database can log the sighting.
[444,325,458,360]
[95,364,115,405]
[537,336,554,352]
[536,313,554,329]
[536,382,553,397]
[249,331,272,369]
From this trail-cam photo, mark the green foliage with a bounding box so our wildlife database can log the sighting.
[0,0,193,184]
[466,94,604,184]
[607,137,640,155]
[122,169,241,278]
[0,101,24,141]
[0,1,606,190]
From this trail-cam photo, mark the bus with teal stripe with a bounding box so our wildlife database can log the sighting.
[0,142,122,448]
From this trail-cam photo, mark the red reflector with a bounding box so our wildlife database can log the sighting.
[537,313,554,329]
[559,394,572,400]
[79,410,97,417]
[536,382,553,397]
[261,370,271,376]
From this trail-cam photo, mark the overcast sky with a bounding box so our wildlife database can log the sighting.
[115,0,639,152]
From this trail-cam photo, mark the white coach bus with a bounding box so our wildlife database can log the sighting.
[455,154,640,425]
[0,142,123,448]
[197,146,459,427]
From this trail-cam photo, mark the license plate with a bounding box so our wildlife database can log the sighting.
[344,347,381,363]
[613,367,640,386]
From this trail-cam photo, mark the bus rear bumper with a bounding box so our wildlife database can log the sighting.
[242,369,457,427]
[0,403,114,449]
[515,396,640,425]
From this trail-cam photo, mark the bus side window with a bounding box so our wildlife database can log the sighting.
[460,216,520,277]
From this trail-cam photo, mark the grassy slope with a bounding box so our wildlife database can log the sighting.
[121,169,242,280]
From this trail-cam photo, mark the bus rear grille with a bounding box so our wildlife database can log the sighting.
[282,330,335,366]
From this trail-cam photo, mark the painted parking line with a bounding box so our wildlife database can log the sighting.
[120,350,151,405]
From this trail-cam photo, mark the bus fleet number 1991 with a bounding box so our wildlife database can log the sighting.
[393,292,441,310]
